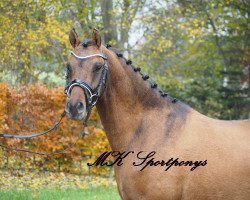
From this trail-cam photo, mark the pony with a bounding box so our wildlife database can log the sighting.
[64,29,250,200]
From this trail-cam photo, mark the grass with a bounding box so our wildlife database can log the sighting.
[0,170,121,200]
[0,187,121,200]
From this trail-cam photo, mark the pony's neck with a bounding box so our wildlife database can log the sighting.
[96,47,182,150]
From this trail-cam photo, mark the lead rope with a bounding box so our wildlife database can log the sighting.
[0,111,88,156]
[0,111,66,139]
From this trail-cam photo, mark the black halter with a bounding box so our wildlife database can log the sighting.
[64,51,109,135]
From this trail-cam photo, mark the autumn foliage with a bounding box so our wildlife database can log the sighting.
[0,83,111,175]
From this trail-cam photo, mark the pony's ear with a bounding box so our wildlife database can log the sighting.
[69,28,81,48]
[92,28,101,48]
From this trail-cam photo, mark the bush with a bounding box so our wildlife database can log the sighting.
[0,83,111,175]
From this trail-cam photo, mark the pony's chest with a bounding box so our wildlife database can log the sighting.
[114,165,183,200]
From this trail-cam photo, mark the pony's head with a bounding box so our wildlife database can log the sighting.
[64,29,108,120]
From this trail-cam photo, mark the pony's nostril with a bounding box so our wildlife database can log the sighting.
[76,102,85,113]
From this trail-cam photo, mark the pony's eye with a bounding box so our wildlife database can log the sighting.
[93,63,103,72]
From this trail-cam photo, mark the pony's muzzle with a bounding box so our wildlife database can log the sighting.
[65,101,85,120]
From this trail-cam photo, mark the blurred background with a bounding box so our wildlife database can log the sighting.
[0,0,249,199]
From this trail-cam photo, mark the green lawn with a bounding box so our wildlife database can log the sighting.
[0,187,121,200]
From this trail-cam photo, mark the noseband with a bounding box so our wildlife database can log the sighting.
[64,51,109,134]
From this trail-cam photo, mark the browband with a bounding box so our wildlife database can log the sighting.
[70,51,107,60]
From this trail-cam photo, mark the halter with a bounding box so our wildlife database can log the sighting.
[64,51,109,134]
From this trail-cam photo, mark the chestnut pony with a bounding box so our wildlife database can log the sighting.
[65,29,250,200]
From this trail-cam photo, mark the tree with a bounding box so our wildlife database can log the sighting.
[0,0,248,119]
